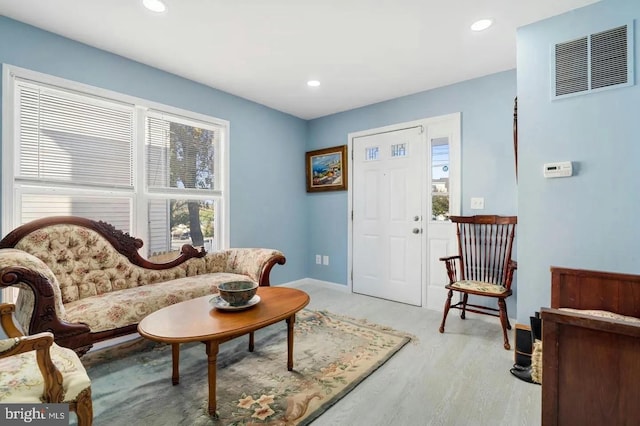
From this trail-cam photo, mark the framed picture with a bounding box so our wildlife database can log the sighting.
[305,145,348,192]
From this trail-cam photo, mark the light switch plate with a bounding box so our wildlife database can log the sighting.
[470,197,485,210]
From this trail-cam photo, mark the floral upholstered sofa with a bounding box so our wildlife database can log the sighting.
[0,217,286,355]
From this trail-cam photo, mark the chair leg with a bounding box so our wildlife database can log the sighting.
[439,290,453,333]
[498,298,511,350]
[503,300,512,330]
[460,293,468,319]
[73,387,93,426]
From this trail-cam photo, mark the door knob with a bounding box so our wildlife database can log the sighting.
[413,216,420,221]
[412,228,420,234]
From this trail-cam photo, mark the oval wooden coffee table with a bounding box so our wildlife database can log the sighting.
[137,286,310,416]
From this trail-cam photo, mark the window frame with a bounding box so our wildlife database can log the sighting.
[2,64,230,253]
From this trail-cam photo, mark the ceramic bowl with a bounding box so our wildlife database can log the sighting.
[217,281,258,306]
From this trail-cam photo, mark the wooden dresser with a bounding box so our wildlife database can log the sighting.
[541,267,640,425]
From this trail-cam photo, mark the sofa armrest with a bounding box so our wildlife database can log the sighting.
[0,265,90,349]
[223,248,286,286]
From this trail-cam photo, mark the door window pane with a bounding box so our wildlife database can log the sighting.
[391,143,407,157]
[365,146,379,161]
[431,137,450,221]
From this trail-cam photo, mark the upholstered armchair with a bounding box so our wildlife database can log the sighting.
[0,303,92,425]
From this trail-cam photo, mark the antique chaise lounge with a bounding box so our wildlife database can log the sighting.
[0,216,286,355]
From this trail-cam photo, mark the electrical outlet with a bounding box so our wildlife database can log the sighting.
[470,197,485,210]
[322,255,329,265]
[315,254,321,264]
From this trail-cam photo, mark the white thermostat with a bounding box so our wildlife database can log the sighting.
[543,161,572,178]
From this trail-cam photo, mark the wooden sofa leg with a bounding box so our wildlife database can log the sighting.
[73,387,93,426]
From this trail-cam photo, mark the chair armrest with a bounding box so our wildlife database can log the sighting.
[0,331,53,357]
[439,255,461,284]
[504,260,518,290]
[224,248,286,286]
[439,255,461,262]
[0,331,64,402]
[0,303,23,338]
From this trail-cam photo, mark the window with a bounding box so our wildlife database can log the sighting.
[430,137,450,221]
[2,66,229,257]
[390,143,407,158]
[365,146,379,161]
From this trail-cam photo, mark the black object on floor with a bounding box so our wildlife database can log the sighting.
[510,365,538,384]
[510,312,542,384]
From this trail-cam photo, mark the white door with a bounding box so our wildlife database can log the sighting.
[350,114,460,309]
[352,126,424,305]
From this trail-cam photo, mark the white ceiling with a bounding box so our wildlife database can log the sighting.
[0,0,599,120]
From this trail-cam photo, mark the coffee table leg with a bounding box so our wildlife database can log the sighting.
[171,343,180,385]
[286,314,296,371]
[249,331,255,352]
[206,340,219,417]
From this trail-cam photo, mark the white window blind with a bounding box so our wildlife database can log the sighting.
[21,193,131,232]
[16,80,134,187]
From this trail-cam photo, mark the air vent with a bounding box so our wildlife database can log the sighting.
[553,23,633,98]
[555,37,589,96]
[591,26,628,89]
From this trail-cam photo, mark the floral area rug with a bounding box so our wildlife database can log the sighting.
[73,310,411,425]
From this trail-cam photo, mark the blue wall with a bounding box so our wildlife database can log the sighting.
[10,3,632,323]
[0,17,308,284]
[306,71,518,310]
[517,0,640,322]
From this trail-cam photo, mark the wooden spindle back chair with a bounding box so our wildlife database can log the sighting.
[438,215,517,349]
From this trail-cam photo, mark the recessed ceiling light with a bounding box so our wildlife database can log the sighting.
[307,80,321,87]
[471,19,493,32]
[143,0,167,13]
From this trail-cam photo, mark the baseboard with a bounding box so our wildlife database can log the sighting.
[279,278,350,292]
[274,278,309,288]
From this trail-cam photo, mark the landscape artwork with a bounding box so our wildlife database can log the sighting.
[306,145,348,192]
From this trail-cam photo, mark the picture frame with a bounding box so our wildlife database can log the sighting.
[305,145,348,192]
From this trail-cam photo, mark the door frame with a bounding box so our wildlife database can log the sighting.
[347,113,461,308]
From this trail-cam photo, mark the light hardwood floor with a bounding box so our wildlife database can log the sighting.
[288,281,541,426]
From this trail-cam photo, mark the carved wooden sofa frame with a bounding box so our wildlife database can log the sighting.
[0,216,286,355]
